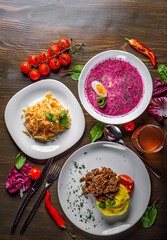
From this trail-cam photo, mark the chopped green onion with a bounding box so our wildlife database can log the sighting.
[97,97,106,108]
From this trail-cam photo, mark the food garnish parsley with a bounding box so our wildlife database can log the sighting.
[45,110,70,127]
[58,110,70,127]
[45,112,57,123]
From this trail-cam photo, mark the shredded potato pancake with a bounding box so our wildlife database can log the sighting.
[23,92,71,142]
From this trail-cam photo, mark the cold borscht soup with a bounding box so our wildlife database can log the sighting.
[84,59,143,117]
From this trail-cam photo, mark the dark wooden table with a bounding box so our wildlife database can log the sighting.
[0,1,167,239]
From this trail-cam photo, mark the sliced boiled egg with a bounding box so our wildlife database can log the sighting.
[91,81,107,97]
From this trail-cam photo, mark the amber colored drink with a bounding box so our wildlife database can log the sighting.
[131,124,165,153]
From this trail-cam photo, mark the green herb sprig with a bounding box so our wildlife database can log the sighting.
[45,110,70,127]
[141,197,159,228]
[58,110,70,127]
[45,112,57,123]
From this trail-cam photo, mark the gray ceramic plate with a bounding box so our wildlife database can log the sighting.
[58,142,151,236]
[4,79,85,160]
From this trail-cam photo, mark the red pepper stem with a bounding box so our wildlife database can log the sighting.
[59,70,75,74]
[59,71,68,74]
[152,197,159,206]
[62,224,75,238]
[125,37,131,42]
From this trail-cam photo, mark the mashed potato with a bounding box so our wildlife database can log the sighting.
[96,184,130,216]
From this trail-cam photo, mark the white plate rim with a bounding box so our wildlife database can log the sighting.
[4,79,85,160]
[58,141,151,236]
[78,50,153,124]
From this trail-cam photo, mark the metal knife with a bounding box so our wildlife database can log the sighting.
[11,157,54,233]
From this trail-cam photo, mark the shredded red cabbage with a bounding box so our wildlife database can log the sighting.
[6,162,32,196]
[147,78,167,121]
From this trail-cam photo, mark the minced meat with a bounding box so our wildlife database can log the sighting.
[82,167,120,202]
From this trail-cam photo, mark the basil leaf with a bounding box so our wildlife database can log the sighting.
[141,204,157,228]
[158,65,167,83]
[108,200,116,206]
[99,202,106,208]
[90,122,105,143]
[70,72,81,81]
[15,152,26,170]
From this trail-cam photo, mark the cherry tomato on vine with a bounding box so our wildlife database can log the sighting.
[124,121,135,131]
[58,38,70,50]
[59,53,71,65]
[48,45,60,57]
[49,58,61,70]
[39,63,50,75]
[29,168,41,180]
[29,69,40,81]
[39,52,50,62]
[28,55,40,66]
[120,174,135,193]
[20,62,32,74]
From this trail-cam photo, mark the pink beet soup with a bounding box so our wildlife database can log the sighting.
[84,59,143,116]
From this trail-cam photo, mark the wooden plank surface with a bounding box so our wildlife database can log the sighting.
[0,0,167,239]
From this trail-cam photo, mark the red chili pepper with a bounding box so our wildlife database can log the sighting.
[45,190,75,239]
[125,38,156,67]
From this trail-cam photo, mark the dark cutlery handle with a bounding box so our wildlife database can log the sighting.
[138,154,161,178]
[124,143,161,178]
[20,186,48,234]
[11,189,34,233]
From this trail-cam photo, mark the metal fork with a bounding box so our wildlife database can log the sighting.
[20,164,61,234]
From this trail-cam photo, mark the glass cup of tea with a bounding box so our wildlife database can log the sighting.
[131,124,166,153]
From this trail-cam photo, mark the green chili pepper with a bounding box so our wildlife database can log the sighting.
[97,97,106,108]
[98,202,106,209]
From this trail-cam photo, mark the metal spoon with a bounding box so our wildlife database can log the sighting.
[104,125,161,178]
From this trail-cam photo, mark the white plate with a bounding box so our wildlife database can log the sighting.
[58,142,151,236]
[78,50,153,124]
[4,79,85,160]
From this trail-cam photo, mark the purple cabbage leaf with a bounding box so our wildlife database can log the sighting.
[147,78,167,121]
[6,162,32,197]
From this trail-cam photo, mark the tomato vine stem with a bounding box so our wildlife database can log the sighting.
[29,42,84,74]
